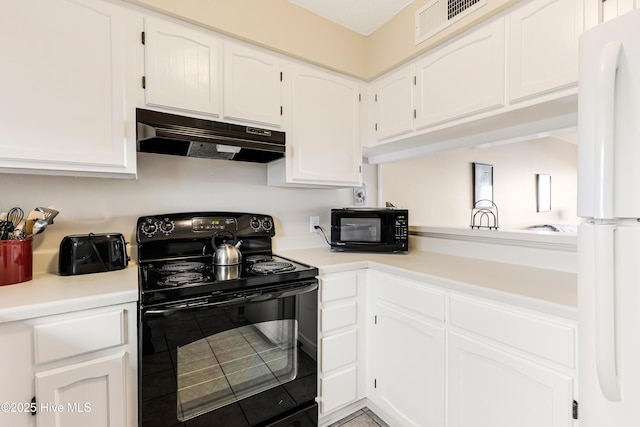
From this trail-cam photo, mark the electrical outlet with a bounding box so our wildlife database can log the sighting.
[309,216,320,233]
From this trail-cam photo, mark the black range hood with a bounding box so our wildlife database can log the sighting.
[136,109,285,163]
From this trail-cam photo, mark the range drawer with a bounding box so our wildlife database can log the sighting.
[449,295,576,367]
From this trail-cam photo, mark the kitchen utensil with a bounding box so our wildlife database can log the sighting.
[25,210,45,236]
[35,207,59,224]
[212,231,242,266]
[30,219,48,237]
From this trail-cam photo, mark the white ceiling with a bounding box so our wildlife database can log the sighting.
[288,0,415,36]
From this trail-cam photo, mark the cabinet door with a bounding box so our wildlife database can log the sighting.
[369,301,445,427]
[448,332,574,427]
[414,18,505,130]
[223,40,282,128]
[144,16,221,117]
[286,63,362,186]
[35,353,127,427]
[508,0,583,102]
[0,321,35,427]
[0,0,135,178]
[371,66,415,143]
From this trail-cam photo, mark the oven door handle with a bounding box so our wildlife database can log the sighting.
[143,282,318,317]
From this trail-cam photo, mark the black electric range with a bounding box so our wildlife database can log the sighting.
[136,212,319,427]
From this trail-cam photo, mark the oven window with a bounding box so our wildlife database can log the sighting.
[177,319,298,422]
[340,217,381,242]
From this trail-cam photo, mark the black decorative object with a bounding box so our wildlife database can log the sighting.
[470,200,499,230]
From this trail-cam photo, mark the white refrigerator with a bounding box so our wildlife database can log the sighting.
[578,8,640,426]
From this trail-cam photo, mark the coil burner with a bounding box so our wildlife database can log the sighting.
[250,261,296,274]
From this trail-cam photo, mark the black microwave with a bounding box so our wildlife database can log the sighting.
[330,208,408,253]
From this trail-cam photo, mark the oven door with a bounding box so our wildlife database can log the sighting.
[139,281,318,427]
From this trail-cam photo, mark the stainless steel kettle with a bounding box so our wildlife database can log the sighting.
[212,231,242,266]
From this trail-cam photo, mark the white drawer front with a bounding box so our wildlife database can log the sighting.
[375,273,445,321]
[320,272,358,302]
[320,366,358,414]
[321,329,357,373]
[34,309,125,365]
[449,296,576,367]
[321,302,357,333]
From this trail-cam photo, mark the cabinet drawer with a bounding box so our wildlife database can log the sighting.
[321,329,357,373]
[375,273,445,321]
[320,272,358,302]
[449,296,575,367]
[321,302,357,333]
[34,309,125,365]
[320,366,357,414]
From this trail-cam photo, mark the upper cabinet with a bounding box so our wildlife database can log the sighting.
[0,0,136,178]
[414,17,505,130]
[268,62,362,187]
[365,0,582,162]
[508,0,583,102]
[143,16,221,117]
[223,40,283,129]
[370,67,415,143]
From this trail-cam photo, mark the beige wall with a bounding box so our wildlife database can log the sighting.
[124,0,520,80]
[380,137,579,230]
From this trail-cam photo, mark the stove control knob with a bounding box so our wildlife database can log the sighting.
[160,220,175,235]
[250,218,261,231]
[141,220,158,237]
[262,218,273,232]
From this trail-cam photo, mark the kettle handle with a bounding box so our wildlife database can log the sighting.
[211,230,237,250]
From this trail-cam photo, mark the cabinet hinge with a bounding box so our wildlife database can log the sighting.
[31,396,37,416]
[375,123,378,131]
[141,31,145,45]
[572,400,578,420]
[280,106,283,116]
[142,76,146,89]
[375,94,378,102]
[414,76,417,85]
[280,71,283,82]
[374,315,377,324]
[374,379,377,388]
[413,109,416,119]
[359,93,361,102]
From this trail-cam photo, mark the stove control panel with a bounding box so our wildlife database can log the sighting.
[137,212,276,243]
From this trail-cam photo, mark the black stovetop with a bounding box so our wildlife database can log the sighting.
[136,212,318,308]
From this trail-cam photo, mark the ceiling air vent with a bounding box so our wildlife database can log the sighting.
[415,0,486,44]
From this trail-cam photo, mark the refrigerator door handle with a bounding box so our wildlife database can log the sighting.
[594,41,622,220]
[594,224,622,401]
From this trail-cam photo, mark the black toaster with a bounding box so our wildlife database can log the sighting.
[59,233,129,276]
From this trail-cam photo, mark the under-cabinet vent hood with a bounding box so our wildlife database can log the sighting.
[136,109,285,163]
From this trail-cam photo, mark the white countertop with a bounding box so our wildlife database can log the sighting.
[279,247,577,319]
[0,265,138,323]
[0,245,577,324]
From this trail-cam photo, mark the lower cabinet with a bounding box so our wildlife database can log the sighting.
[318,271,366,417]
[362,270,576,427]
[447,332,574,427]
[0,302,137,427]
[368,301,445,427]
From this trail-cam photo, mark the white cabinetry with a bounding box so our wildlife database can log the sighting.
[447,332,574,427]
[414,17,505,130]
[269,62,362,187]
[367,273,446,427]
[223,40,282,128]
[370,66,415,144]
[318,271,366,418]
[508,0,583,103]
[0,303,137,427]
[447,295,576,427]
[143,16,221,117]
[0,0,136,178]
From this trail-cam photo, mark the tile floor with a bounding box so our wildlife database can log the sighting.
[328,407,389,427]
